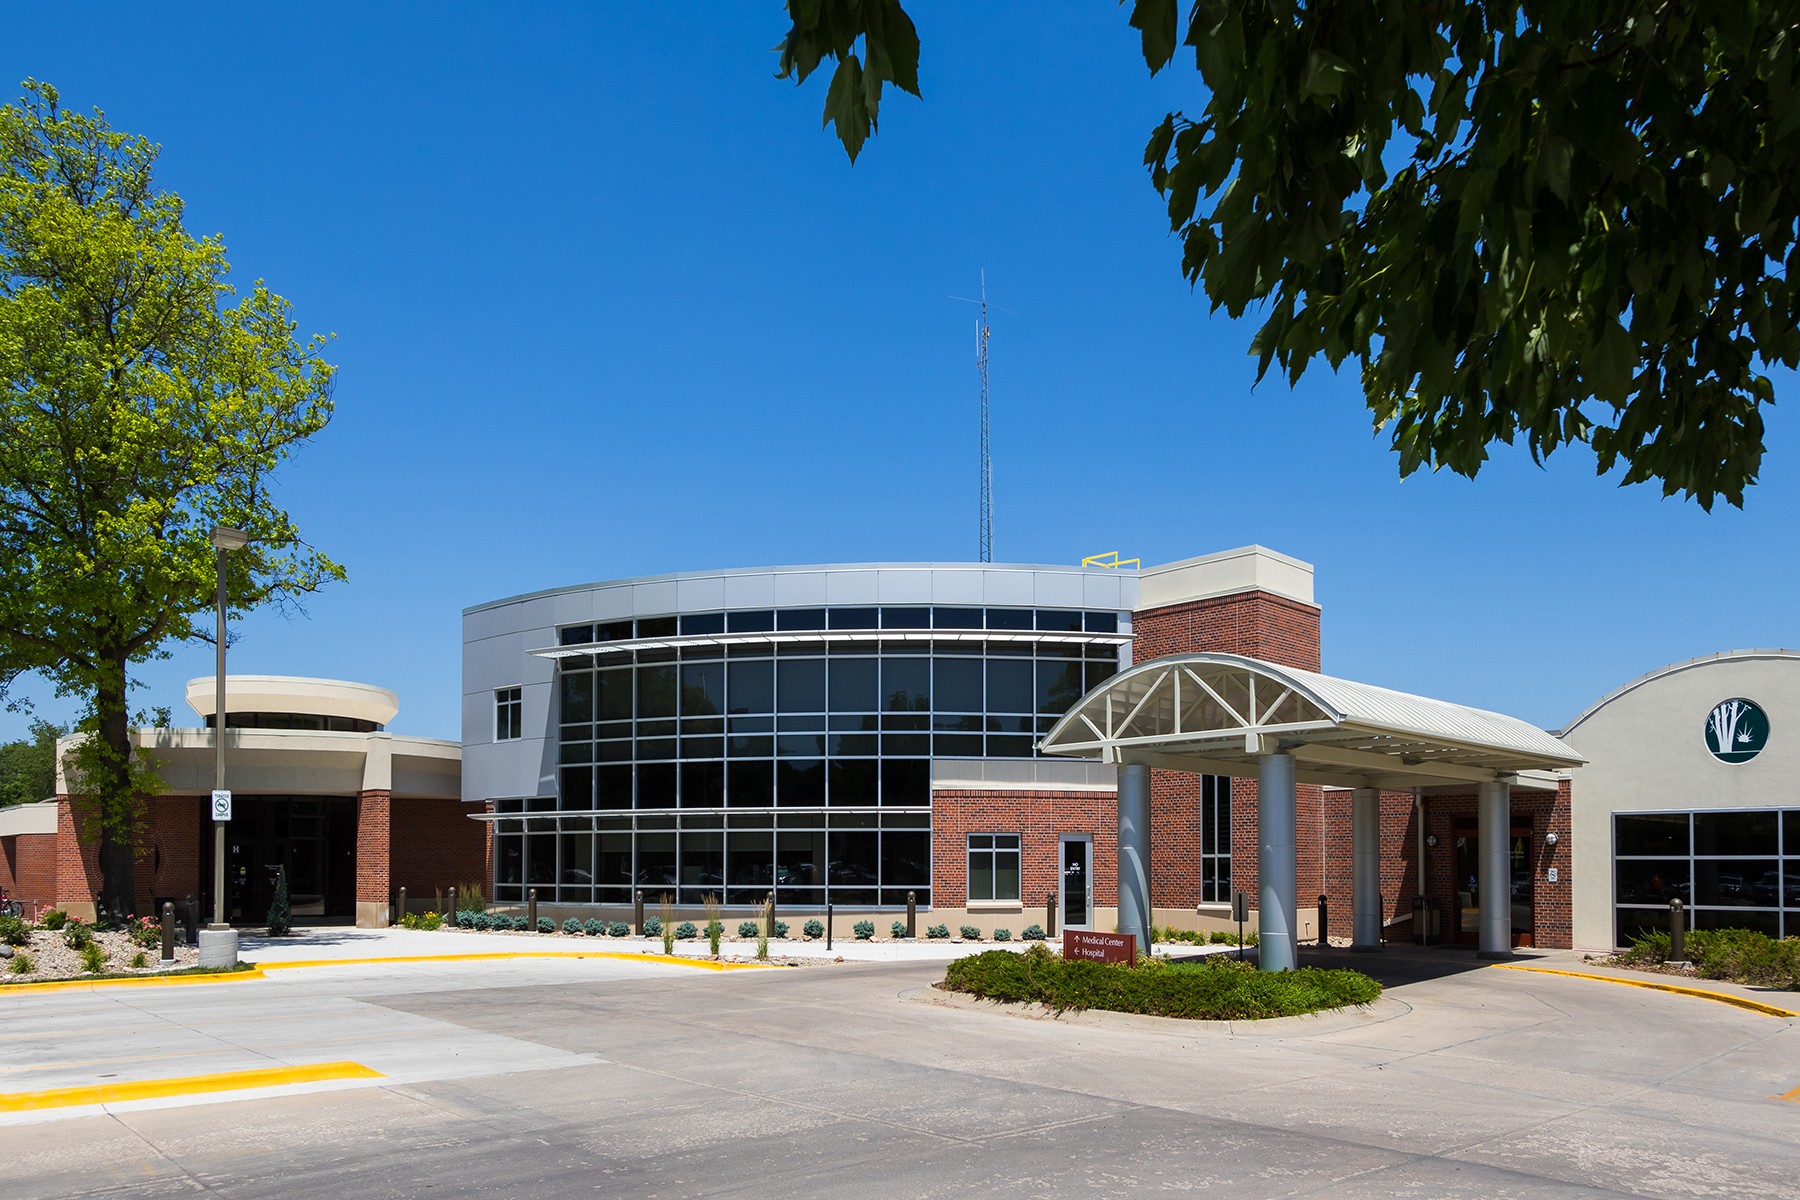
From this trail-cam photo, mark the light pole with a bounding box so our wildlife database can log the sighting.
[208,525,248,932]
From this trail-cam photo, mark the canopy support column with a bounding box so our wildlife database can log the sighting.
[1257,751,1297,971]
[1351,787,1381,951]
[1478,780,1512,959]
[1117,762,1152,954]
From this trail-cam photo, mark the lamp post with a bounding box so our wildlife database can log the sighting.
[205,526,248,955]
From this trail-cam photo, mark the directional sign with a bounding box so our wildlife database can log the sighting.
[211,789,232,822]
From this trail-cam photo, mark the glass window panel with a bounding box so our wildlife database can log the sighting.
[637,832,677,892]
[778,658,826,711]
[727,609,775,632]
[882,713,929,731]
[1694,811,1779,857]
[778,713,826,731]
[680,612,724,635]
[987,714,1032,733]
[637,664,676,718]
[831,809,879,829]
[680,829,724,897]
[777,732,826,758]
[1693,859,1778,906]
[597,737,633,763]
[1781,865,1800,908]
[1034,608,1082,631]
[1786,811,1800,855]
[828,830,880,892]
[828,733,878,757]
[1693,906,1782,937]
[559,625,594,646]
[987,735,1034,758]
[987,608,1033,630]
[636,737,676,760]
[496,835,523,886]
[559,832,594,887]
[596,619,633,642]
[636,616,676,638]
[882,733,930,757]
[596,668,632,720]
[935,658,983,711]
[558,766,593,810]
[1085,660,1117,693]
[935,733,984,757]
[1614,859,1690,904]
[558,741,594,765]
[777,830,827,904]
[730,714,774,732]
[933,714,982,732]
[882,656,931,712]
[637,763,677,809]
[829,759,879,806]
[560,672,594,724]
[728,760,774,808]
[1614,813,1690,857]
[728,734,773,758]
[829,606,878,630]
[934,606,983,630]
[525,833,556,885]
[681,736,724,760]
[776,607,827,631]
[882,831,931,886]
[969,849,996,901]
[1035,660,1085,714]
[1085,611,1119,633]
[987,641,1034,657]
[680,659,724,716]
[681,760,724,809]
[881,606,930,629]
[596,764,632,810]
[986,659,1034,712]
[777,759,826,807]
[829,712,879,731]
[1614,907,1668,948]
[726,829,775,903]
[595,828,632,889]
[829,658,880,711]
[727,659,774,714]
[995,853,1021,901]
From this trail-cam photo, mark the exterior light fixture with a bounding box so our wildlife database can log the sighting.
[1544,831,1559,846]
[1425,833,1438,848]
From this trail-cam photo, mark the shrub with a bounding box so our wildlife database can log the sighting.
[563,918,583,935]
[891,921,908,939]
[267,866,291,937]
[608,921,630,937]
[0,915,29,947]
[455,910,475,929]
[803,919,825,939]
[1021,924,1045,941]
[853,920,875,940]
[675,921,699,940]
[9,952,34,975]
[1207,929,1259,946]
[127,916,163,948]
[943,944,1382,1020]
[536,917,555,934]
[513,916,532,932]
[1616,927,1800,988]
[705,893,723,956]
[130,951,148,969]
[993,928,1012,942]
[583,918,606,936]
[738,921,761,938]
[471,912,493,931]
[644,915,663,937]
[959,925,982,941]
[40,909,68,931]
[62,921,93,950]
[457,882,485,912]
[926,924,950,939]
[79,941,107,974]
[400,912,443,931]
[770,920,790,939]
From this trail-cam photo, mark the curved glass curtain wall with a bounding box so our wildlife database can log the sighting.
[491,604,1126,909]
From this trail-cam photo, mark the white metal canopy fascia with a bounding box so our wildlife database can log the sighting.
[1040,653,1583,789]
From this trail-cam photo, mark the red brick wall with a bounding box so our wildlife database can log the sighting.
[143,795,203,912]
[391,797,486,899]
[1,832,58,917]
[356,789,391,904]
[931,789,1117,910]
[1320,789,1421,939]
[1131,590,1322,672]
[1418,783,1571,949]
[55,799,102,908]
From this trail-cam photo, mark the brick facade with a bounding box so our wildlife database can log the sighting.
[390,797,486,903]
[0,829,58,918]
[356,789,392,906]
[1319,790,1422,940]
[1412,782,1572,949]
[1130,589,1322,673]
[931,789,1118,913]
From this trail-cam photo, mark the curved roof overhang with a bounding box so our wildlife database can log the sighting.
[1041,653,1583,790]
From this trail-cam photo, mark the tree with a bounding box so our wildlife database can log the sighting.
[777,2,1800,509]
[0,717,64,808]
[0,81,342,915]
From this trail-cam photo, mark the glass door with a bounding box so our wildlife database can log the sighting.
[1059,836,1091,930]
[1452,818,1534,946]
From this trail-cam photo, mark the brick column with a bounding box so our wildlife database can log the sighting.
[356,789,392,927]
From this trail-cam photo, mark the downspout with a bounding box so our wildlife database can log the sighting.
[1414,788,1426,903]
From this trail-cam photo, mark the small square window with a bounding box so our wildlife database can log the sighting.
[495,686,523,741]
[968,833,1021,903]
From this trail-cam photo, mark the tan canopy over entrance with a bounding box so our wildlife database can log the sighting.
[1041,654,1584,968]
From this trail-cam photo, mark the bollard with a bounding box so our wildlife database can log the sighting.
[1318,893,1329,946]
[826,901,833,951]
[398,886,407,925]
[448,886,458,923]
[634,889,645,935]
[160,901,176,963]
[1670,898,1686,963]
[184,893,199,946]
[527,888,537,930]
[766,890,777,933]
[905,891,916,939]
[1045,891,1056,940]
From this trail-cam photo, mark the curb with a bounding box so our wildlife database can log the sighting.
[0,1060,382,1113]
[1489,962,1799,1018]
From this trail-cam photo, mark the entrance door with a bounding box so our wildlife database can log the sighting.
[1452,818,1534,947]
[1059,836,1092,931]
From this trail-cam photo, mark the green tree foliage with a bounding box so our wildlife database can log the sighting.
[266,864,291,937]
[0,717,64,807]
[779,2,1800,508]
[0,81,342,914]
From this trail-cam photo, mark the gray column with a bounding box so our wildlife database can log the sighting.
[1351,787,1381,951]
[1117,762,1152,952]
[1257,752,1297,971]
[1477,780,1512,958]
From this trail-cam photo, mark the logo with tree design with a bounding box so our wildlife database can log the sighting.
[1704,698,1768,764]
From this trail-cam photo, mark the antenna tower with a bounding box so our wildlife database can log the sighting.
[976,272,992,562]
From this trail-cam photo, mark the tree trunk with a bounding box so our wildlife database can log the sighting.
[93,654,138,920]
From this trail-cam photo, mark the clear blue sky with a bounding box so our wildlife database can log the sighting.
[4,4,1795,741]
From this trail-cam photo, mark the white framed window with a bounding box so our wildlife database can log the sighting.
[968,833,1021,903]
[495,686,523,741]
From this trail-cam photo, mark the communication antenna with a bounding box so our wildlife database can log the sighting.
[949,273,1016,563]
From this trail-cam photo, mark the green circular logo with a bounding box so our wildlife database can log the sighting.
[1704,698,1769,764]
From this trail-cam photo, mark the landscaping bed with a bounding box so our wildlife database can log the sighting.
[1607,928,1800,990]
[0,912,201,985]
[940,943,1381,1020]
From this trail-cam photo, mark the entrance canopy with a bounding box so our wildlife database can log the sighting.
[1041,653,1583,788]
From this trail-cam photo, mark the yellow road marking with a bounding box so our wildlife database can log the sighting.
[1491,963,1799,1018]
[1778,1085,1800,1103]
[0,1060,383,1113]
[0,969,267,996]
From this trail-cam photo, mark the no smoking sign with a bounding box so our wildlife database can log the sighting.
[211,789,232,822]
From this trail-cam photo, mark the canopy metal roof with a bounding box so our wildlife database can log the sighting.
[1040,653,1583,790]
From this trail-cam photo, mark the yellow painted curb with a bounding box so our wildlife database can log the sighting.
[1491,963,1799,1018]
[0,1060,382,1113]
[255,950,779,973]
[0,968,268,996]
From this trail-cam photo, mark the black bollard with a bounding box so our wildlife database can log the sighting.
[826,901,833,951]
[1670,898,1686,963]
[398,886,407,926]
[527,888,537,930]
[1045,891,1056,939]
[905,891,916,939]
[160,901,176,963]
[183,893,199,946]
[766,890,777,934]
[1318,893,1329,946]
[447,886,458,924]
[634,889,645,935]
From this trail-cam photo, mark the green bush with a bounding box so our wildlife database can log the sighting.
[771,920,790,939]
[400,911,443,931]
[456,882,485,912]
[675,921,699,940]
[926,924,950,939]
[582,918,605,936]
[79,940,107,974]
[0,915,28,946]
[943,944,1381,1020]
[803,918,825,939]
[1208,929,1259,946]
[853,920,875,940]
[470,912,492,931]
[738,921,760,938]
[9,952,33,975]
[563,918,583,935]
[608,921,630,937]
[959,924,981,941]
[512,916,531,932]
[891,920,908,938]
[1616,927,1800,988]
[455,910,475,929]
[130,951,148,969]
[267,866,291,937]
[1021,924,1045,941]
[993,928,1012,942]
[644,916,663,937]
[535,917,555,934]
[62,921,92,950]
[127,916,163,948]
[39,909,68,931]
